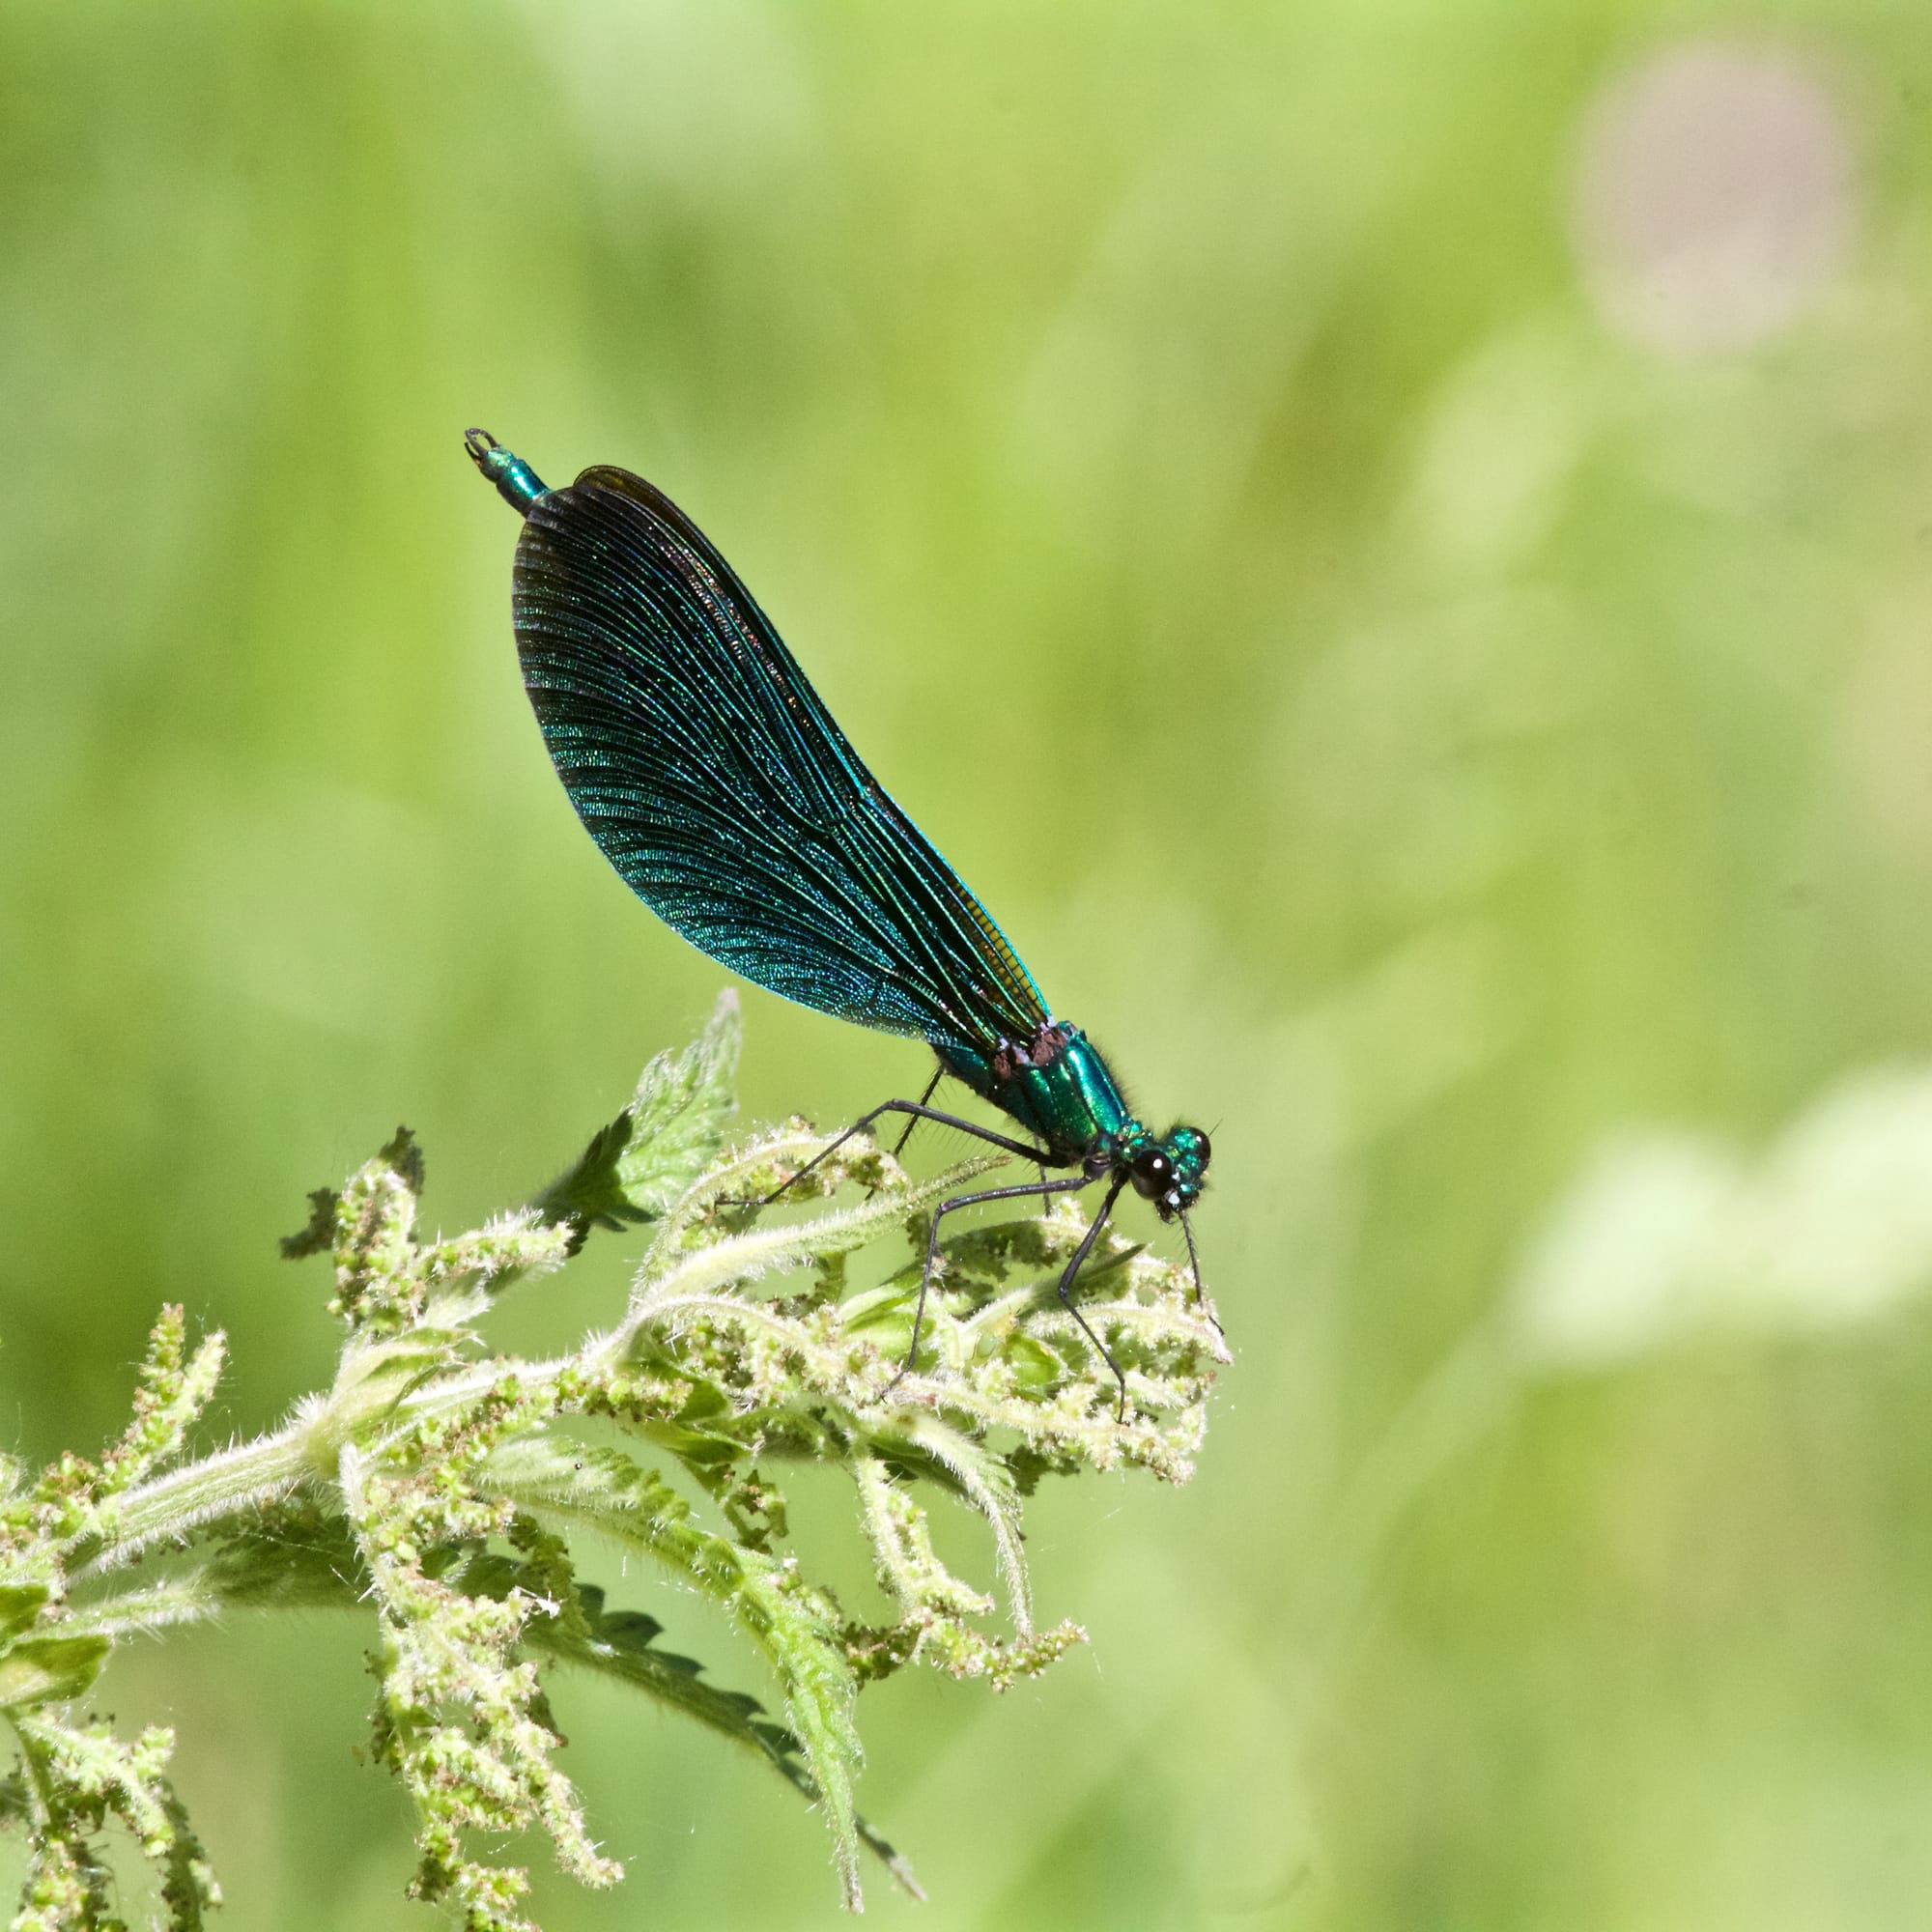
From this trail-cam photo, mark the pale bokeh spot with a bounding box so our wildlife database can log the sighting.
[1511,1068,1932,1370]
[1571,41,1857,355]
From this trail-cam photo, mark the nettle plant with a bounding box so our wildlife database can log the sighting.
[0,996,1226,1929]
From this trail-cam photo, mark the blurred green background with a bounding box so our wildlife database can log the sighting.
[7,1,1932,1925]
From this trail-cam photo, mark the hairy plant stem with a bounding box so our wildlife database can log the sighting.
[72,1424,313,1583]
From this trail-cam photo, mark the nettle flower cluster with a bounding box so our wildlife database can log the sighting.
[0,995,1226,1929]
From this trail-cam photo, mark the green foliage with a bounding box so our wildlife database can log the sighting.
[0,1314,225,1930]
[530,992,745,1245]
[0,1001,1224,1928]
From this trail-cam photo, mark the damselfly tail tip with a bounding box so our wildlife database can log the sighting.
[466,429,549,517]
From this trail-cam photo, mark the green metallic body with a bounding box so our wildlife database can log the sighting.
[937,1029,1129,1163]
[937,1027,1208,1211]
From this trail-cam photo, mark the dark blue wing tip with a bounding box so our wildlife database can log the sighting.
[466,427,550,517]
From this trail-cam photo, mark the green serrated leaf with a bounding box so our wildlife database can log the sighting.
[527,1585,922,1898]
[154,1776,220,1932]
[0,1634,110,1710]
[482,1438,867,1905]
[533,991,742,1244]
[198,1509,366,1612]
[279,1186,339,1261]
[534,1109,642,1239]
[0,1584,50,1644]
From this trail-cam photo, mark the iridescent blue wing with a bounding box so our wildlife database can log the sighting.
[510,464,1051,1054]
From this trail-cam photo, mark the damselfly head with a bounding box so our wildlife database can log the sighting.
[1124,1124,1210,1221]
